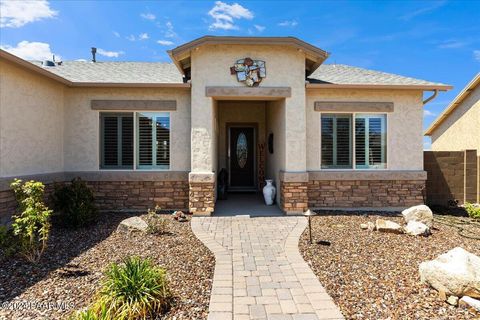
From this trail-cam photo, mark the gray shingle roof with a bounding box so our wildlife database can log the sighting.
[308,64,448,86]
[29,60,446,87]
[31,60,183,83]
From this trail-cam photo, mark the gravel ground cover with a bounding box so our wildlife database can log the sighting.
[299,212,480,320]
[0,212,215,320]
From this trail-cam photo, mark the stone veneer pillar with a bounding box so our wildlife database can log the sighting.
[279,171,309,214]
[188,172,215,215]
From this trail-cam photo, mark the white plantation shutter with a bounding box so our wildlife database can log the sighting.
[136,112,170,169]
[100,113,133,169]
[321,114,352,168]
[355,114,386,169]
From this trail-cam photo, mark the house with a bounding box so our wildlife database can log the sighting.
[0,36,452,220]
[425,73,480,151]
[424,73,479,205]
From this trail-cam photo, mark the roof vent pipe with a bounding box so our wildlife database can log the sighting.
[91,47,97,62]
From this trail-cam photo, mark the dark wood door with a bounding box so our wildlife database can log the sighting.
[229,127,255,188]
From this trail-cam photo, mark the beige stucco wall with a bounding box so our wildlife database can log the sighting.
[306,88,425,170]
[190,44,306,174]
[63,87,191,171]
[216,101,266,171]
[431,85,480,151]
[266,99,286,203]
[0,60,64,177]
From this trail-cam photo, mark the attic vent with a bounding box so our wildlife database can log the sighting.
[42,60,55,67]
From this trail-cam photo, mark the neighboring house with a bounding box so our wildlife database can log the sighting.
[424,73,480,206]
[0,36,452,219]
[425,73,480,151]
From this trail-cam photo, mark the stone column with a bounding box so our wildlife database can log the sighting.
[279,171,309,214]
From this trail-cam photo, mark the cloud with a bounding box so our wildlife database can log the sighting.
[157,40,174,46]
[400,1,446,21]
[278,20,298,27]
[113,31,120,38]
[140,13,156,20]
[139,33,149,40]
[165,21,176,38]
[126,34,136,41]
[438,39,468,49]
[0,40,60,60]
[254,24,265,32]
[0,0,57,28]
[423,109,437,117]
[474,50,480,62]
[208,1,253,30]
[97,48,124,58]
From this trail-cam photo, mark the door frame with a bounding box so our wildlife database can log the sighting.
[226,123,258,191]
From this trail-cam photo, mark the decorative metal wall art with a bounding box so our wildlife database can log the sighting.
[230,57,266,87]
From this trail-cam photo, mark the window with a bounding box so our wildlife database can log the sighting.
[321,114,352,168]
[136,112,170,169]
[321,113,387,169]
[100,113,134,169]
[100,112,170,170]
[355,114,386,169]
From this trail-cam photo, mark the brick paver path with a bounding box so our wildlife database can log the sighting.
[191,216,344,320]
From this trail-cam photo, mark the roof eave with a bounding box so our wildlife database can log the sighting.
[425,73,480,136]
[0,49,72,86]
[306,83,452,91]
[70,82,191,88]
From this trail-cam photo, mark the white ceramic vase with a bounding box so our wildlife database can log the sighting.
[263,179,276,205]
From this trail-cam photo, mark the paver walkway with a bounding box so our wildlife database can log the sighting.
[191,216,344,320]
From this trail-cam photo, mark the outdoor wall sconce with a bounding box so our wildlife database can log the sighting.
[268,133,274,154]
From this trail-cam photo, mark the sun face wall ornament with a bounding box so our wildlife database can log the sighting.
[230,57,266,87]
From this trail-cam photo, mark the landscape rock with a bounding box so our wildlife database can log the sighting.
[419,247,480,298]
[375,219,403,234]
[404,221,431,236]
[447,295,458,306]
[438,289,447,301]
[402,205,433,227]
[459,296,480,312]
[117,216,148,233]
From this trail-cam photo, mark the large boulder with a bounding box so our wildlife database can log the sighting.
[375,219,403,234]
[419,247,480,298]
[117,216,148,233]
[404,221,431,236]
[402,205,433,227]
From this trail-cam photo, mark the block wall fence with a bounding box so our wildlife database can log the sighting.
[424,149,479,206]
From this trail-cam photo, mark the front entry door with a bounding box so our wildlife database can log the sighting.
[229,127,255,189]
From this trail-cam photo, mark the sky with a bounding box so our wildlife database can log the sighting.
[1,0,479,149]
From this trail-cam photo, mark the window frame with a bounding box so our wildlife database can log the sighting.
[320,114,353,169]
[320,112,388,170]
[99,111,171,171]
[99,112,134,170]
[135,112,171,170]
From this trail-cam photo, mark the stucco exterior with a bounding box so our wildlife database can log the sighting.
[0,60,64,177]
[430,84,480,151]
[306,88,425,170]
[63,87,191,172]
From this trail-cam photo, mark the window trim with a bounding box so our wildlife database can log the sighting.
[320,112,388,170]
[99,111,171,171]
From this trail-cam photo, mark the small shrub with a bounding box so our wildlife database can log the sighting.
[465,202,480,219]
[93,256,170,319]
[52,178,98,228]
[146,206,170,235]
[10,179,52,263]
[70,303,108,320]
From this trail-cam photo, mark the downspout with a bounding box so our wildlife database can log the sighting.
[423,89,438,105]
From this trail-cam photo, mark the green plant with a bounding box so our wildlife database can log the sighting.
[52,178,98,228]
[10,179,52,263]
[92,256,170,319]
[465,202,480,219]
[146,206,170,235]
[70,303,109,320]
